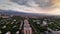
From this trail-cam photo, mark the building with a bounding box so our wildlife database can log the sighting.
[23,19,32,34]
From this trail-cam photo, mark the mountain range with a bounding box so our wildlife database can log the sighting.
[0,10,60,18]
[0,10,45,16]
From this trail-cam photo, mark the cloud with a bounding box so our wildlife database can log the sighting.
[0,0,60,15]
[0,0,53,10]
[10,0,39,8]
[10,0,53,8]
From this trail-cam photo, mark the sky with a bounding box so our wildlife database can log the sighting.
[0,0,60,15]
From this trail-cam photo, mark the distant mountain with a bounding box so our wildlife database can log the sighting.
[0,10,47,17]
[0,10,59,18]
[0,10,21,14]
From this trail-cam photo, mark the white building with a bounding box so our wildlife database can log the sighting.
[23,19,32,34]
